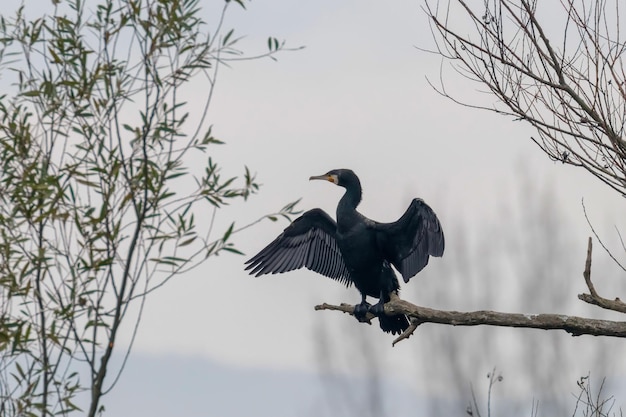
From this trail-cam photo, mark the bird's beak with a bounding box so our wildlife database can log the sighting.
[310,173,337,184]
[309,174,328,181]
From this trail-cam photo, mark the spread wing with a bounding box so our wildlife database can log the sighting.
[245,208,352,285]
[374,198,444,283]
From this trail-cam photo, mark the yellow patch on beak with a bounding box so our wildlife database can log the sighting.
[309,173,338,184]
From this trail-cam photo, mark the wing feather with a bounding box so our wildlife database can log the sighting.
[245,209,352,285]
[374,198,444,283]
[286,240,306,271]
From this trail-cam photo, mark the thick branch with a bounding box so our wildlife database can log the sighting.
[316,237,626,345]
[315,299,626,345]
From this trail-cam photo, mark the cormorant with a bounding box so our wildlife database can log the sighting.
[245,169,444,335]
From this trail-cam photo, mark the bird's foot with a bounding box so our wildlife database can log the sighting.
[369,301,386,317]
[353,301,371,323]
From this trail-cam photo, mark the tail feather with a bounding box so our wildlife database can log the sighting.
[378,313,409,335]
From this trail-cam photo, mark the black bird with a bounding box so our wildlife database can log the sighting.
[245,169,444,335]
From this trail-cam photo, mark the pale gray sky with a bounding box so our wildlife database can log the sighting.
[128,0,626,362]
[6,0,626,415]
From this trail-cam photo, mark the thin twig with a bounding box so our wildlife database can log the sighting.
[392,319,420,347]
[582,199,626,272]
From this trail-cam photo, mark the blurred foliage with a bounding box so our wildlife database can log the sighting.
[0,0,298,416]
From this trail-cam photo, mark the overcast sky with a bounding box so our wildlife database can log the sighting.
[7,0,626,415]
[123,0,625,358]
[128,0,626,394]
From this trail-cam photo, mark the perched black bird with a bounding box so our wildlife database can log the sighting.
[245,169,444,335]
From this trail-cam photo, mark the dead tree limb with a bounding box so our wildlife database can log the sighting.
[315,237,626,346]
[578,237,626,313]
[315,300,626,346]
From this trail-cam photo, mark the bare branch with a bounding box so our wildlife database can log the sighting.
[316,298,626,345]
[391,319,420,347]
[579,235,626,313]
[583,200,626,272]
[423,0,626,196]
[317,235,626,345]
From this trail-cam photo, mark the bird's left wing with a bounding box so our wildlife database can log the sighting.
[245,208,352,285]
[374,198,444,283]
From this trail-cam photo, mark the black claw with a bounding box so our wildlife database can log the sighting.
[353,301,371,322]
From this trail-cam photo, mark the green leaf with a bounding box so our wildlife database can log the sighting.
[179,236,196,247]
[222,246,243,255]
[223,222,234,241]
[48,46,62,64]
[223,29,234,46]
[229,0,247,10]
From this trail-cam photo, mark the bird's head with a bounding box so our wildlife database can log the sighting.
[309,169,359,189]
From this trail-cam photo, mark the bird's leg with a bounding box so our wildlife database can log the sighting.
[369,290,388,317]
[353,294,371,323]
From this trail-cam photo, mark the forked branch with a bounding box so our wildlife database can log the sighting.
[578,237,626,313]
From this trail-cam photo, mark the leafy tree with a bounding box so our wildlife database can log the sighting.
[0,0,297,415]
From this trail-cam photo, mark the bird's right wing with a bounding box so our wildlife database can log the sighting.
[245,208,352,285]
